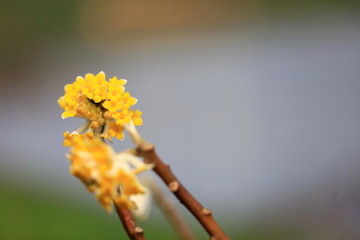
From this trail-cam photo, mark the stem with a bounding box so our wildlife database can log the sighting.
[72,120,91,134]
[114,202,145,240]
[148,180,197,240]
[125,124,230,240]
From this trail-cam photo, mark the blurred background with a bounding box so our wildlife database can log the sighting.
[1,0,360,239]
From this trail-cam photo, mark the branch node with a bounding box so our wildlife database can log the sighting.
[202,208,212,216]
[140,142,154,152]
[168,181,180,192]
[144,158,153,164]
[135,227,144,234]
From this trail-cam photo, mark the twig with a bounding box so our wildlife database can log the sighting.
[114,202,145,240]
[125,124,230,240]
[148,180,197,240]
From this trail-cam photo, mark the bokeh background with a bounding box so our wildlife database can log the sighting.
[1,1,360,239]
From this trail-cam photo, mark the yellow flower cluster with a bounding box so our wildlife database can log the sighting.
[58,72,142,140]
[65,132,149,212]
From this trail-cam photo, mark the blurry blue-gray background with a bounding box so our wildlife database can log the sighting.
[1,1,360,239]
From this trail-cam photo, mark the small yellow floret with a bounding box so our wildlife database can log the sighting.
[108,121,125,140]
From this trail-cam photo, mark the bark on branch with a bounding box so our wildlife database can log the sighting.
[125,124,230,240]
[114,203,145,240]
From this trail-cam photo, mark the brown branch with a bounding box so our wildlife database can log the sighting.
[148,180,197,240]
[114,202,145,240]
[125,124,230,240]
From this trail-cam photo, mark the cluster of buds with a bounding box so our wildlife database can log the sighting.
[58,71,142,140]
[59,72,152,213]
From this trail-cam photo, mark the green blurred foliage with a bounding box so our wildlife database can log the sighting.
[0,182,247,240]
[0,185,177,240]
[0,180,248,239]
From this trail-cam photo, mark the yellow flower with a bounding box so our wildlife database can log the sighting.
[58,72,143,140]
[65,133,152,212]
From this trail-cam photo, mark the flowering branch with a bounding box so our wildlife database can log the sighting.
[58,72,229,240]
[125,124,230,240]
[114,203,145,240]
